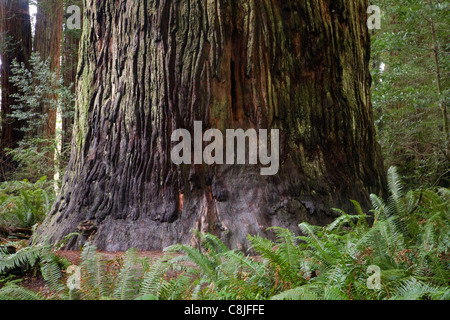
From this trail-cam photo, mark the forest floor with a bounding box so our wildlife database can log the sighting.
[57,250,166,265]
[2,249,168,297]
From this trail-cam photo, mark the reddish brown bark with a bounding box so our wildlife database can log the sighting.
[33,0,64,175]
[36,0,386,251]
[61,12,82,167]
[0,0,32,180]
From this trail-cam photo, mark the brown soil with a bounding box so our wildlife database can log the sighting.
[56,250,167,265]
[2,250,168,297]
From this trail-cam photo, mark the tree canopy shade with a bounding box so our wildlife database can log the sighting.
[371,0,449,188]
[0,0,32,179]
[35,0,386,251]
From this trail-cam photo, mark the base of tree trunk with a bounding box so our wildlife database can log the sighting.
[37,160,377,251]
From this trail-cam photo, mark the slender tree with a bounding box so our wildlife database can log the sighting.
[61,0,82,168]
[36,0,386,251]
[427,0,448,159]
[32,0,64,176]
[0,0,32,180]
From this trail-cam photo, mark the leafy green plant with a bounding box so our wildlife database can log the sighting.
[163,230,271,300]
[269,167,449,300]
[0,177,54,231]
[371,0,449,188]
[0,168,447,300]
[6,52,75,181]
[0,284,46,300]
[0,240,71,300]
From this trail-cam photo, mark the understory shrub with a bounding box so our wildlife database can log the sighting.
[0,167,448,300]
[0,177,54,232]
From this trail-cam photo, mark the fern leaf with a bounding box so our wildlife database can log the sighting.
[0,284,46,300]
[299,223,324,249]
[390,278,447,300]
[323,286,350,300]
[40,245,65,293]
[271,285,319,300]
[193,230,229,256]
[0,245,42,274]
[370,194,388,220]
[165,244,217,279]
[113,248,139,300]
[80,243,107,299]
[387,167,404,212]
[222,250,265,279]
[139,257,171,297]
[158,272,194,300]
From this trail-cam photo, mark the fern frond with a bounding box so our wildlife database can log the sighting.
[387,166,404,214]
[193,230,229,256]
[139,257,172,297]
[0,245,42,274]
[390,278,447,300]
[248,234,278,261]
[39,245,65,293]
[0,284,46,300]
[158,272,195,300]
[80,243,107,299]
[323,286,350,300]
[270,285,319,300]
[370,194,388,220]
[328,209,368,233]
[298,222,330,255]
[113,248,139,300]
[298,222,335,267]
[222,250,265,279]
[164,244,217,279]
[268,227,300,269]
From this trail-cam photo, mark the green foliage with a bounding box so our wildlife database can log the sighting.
[39,245,66,293]
[0,168,448,300]
[0,245,42,275]
[0,240,71,300]
[164,230,272,300]
[269,167,449,300]
[371,0,449,187]
[113,248,140,300]
[6,52,75,181]
[0,284,46,300]
[248,227,304,292]
[0,177,54,230]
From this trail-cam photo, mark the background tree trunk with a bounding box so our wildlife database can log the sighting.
[61,2,82,169]
[36,0,386,251]
[0,0,32,181]
[33,0,64,177]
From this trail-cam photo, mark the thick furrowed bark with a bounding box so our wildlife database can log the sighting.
[36,0,386,251]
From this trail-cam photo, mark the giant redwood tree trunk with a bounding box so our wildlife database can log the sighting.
[0,0,32,180]
[36,0,386,251]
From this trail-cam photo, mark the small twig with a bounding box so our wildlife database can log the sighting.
[408,190,423,216]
